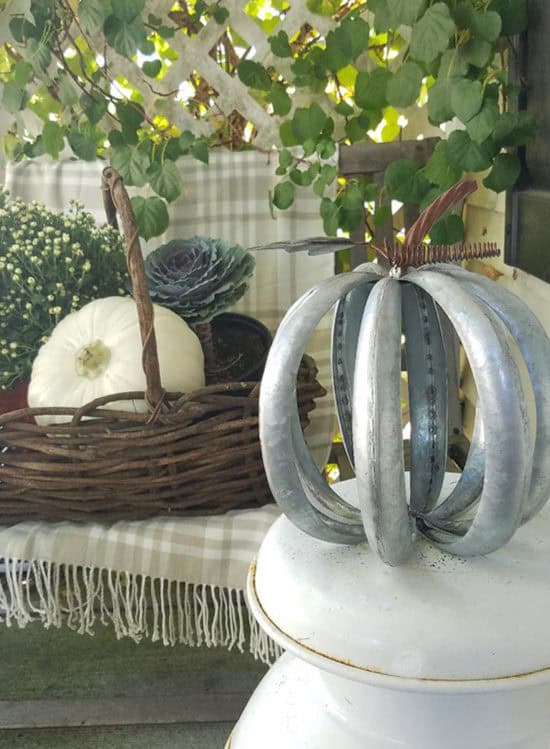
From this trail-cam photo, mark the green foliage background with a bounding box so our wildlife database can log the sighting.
[0,0,532,242]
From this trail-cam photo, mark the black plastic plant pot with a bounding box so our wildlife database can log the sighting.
[208,312,273,384]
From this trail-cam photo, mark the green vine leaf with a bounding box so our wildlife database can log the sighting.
[386,62,423,108]
[111,0,145,23]
[438,49,469,78]
[422,142,461,190]
[2,81,26,113]
[56,72,79,106]
[238,60,272,91]
[325,16,370,71]
[313,177,326,197]
[345,116,366,143]
[324,29,350,72]
[363,181,382,202]
[268,82,292,116]
[320,163,338,185]
[131,195,169,240]
[272,181,295,209]
[78,0,112,34]
[190,139,210,164]
[268,30,292,58]
[178,130,196,153]
[111,144,149,185]
[26,37,51,71]
[142,59,162,78]
[151,23,173,38]
[453,2,474,30]
[339,182,364,231]
[81,91,108,124]
[341,16,370,59]
[42,121,64,159]
[103,16,147,58]
[9,16,33,44]
[368,0,392,32]
[472,11,502,42]
[493,111,538,147]
[454,2,501,41]
[116,101,144,131]
[13,61,32,88]
[147,160,182,202]
[212,5,229,24]
[466,99,500,144]
[280,121,299,146]
[410,3,455,63]
[373,204,392,226]
[388,0,426,27]
[334,101,354,116]
[450,79,483,123]
[430,213,465,244]
[427,80,454,125]
[67,128,97,161]
[354,69,390,111]
[289,163,319,187]
[461,37,492,68]
[320,196,340,235]
[278,149,293,170]
[483,152,521,192]
[489,0,528,35]
[291,103,328,143]
[306,0,340,16]
[445,130,492,171]
[384,159,430,203]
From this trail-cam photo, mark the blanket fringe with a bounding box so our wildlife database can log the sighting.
[0,558,282,665]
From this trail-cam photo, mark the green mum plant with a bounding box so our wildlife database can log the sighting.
[0,190,128,389]
[0,0,533,244]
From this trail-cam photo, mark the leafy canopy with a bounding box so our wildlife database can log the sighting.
[0,0,531,242]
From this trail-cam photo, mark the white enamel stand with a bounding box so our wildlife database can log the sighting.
[227,477,550,749]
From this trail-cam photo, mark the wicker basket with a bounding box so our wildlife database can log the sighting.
[0,168,326,525]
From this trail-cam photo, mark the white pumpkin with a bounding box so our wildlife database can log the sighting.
[28,296,205,423]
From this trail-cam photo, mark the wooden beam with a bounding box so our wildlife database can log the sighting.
[339,138,439,176]
[0,694,251,729]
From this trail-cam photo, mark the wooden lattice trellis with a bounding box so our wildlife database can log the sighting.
[0,2,422,153]
[86,0,340,150]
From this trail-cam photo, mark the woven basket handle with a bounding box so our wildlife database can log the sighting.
[101,167,163,408]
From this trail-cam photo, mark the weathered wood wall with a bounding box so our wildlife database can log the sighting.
[463,184,550,437]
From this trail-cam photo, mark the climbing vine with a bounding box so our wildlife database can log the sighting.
[0,0,533,240]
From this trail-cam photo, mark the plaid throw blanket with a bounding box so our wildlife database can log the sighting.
[0,152,335,660]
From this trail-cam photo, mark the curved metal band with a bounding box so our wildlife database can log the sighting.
[426,407,483,522]
[260,272,380,544]
[332,283,376,468]
[293,264,389,525]
[353,278,415,565]
[332,262,387,467]
[433,265,550,524]
[402,282,448,514]
[424,300,535,534]
[291,407,360,524]
[408,270,531,556]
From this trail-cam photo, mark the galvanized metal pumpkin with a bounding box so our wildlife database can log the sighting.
[259,182,550,565]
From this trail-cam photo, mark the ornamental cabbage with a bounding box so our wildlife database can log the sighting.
[144,236,255,324]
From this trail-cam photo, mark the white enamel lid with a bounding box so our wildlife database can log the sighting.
[250,476,550,686]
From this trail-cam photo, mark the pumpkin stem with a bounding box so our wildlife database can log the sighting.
[75,340,111,380]
[403,179,478,250]
[372,179,501,274]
